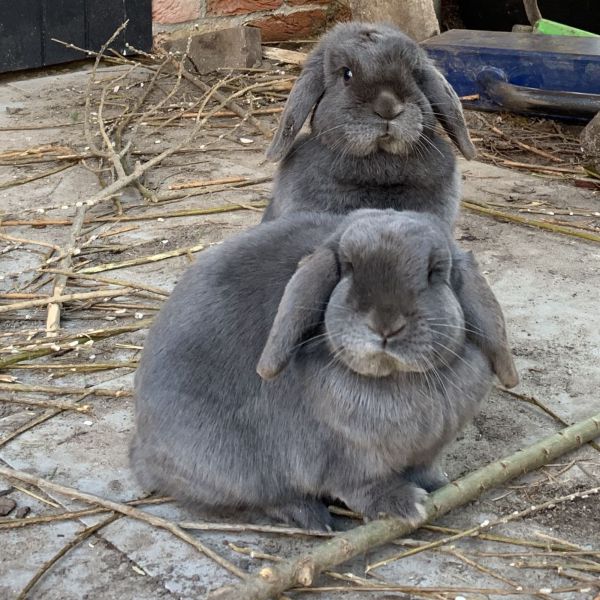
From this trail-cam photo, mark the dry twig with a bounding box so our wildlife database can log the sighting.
[17,513,120,600]
[0,397,91,412]
[0,465,246,580]
[45,204,87,336]
[0,288,132,314]
[76,243,204,274]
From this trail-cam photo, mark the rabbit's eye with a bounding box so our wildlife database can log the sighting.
[342,67,353,83]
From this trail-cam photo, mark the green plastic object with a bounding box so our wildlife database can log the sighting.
[533,18,598,38]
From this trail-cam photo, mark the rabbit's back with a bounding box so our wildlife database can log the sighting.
[264,133,460,223]
[131,213,339,505]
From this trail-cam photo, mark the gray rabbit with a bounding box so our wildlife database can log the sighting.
[130,210,517,530]
[262,22,476,224]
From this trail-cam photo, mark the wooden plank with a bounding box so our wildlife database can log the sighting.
[0,0,42,71]
[123,0,152,54]
[86,0,127,52]
[87,0,152,55]
[425,29,600,55]
[0,0,152,73]
[43,0,86,64]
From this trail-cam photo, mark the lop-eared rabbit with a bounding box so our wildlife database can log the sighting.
[131,210,518,530]
[262,22,476,225]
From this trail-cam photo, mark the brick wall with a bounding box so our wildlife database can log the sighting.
[152,0,348,41]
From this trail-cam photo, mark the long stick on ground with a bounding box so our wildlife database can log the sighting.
[0,465,246,580]
[209,412,600,600]
[0,288,132,314]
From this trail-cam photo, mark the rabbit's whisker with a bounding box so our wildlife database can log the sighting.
[286,124,349,159]
[432,340,481,378]
[424,354,453,400]
[417,353,438,402]
[429,110,466,125]
[427,323,483,337]
[416,134,444,159]
[428,350,466,396]
[425,318,483,336]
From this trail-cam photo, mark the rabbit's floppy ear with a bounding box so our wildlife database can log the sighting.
[418,61,476,160]
[257,247,339,380]
[451,250,519,388]
[266,47,326,162]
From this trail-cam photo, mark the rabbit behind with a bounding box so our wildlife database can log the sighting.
[262,22,476,225]
[131,210,516,530]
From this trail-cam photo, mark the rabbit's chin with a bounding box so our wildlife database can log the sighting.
[327,125,424,158]
[338,348,426,378]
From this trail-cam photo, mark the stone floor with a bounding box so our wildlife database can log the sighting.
[0,63,599,600]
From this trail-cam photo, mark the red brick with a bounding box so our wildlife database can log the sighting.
[207,0,282,16]
[152,0,200,24]
[286,0,330,5]
[248,9,327,41]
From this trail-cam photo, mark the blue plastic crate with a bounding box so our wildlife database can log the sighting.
[422,30,600,120]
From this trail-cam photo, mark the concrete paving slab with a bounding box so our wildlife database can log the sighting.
[0,63,599,600]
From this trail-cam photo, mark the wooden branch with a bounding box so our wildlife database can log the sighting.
[523,0,543,25]
[175,59,273,139]
[462,200,600,244]
[209,412,600,600]
[46,204,87,336]
[0,163,73,190]
[478,154,584,174]
[0,496,170,529]
[0,383,130,397]
[0,465,247,581]
[1,200,269,227]
[367,484,600,572]
[168,176,248,190]
[42,269,169,297]
[262,47,307,66]
[0,392,92,449]
[24,76,243,216]
[488,125,562,163]
[75,243,204,274]
[17,513,120,600]
[0,233,59,250]
[0,319,153,370]
[0,288,132,314]
[0,397,91,412]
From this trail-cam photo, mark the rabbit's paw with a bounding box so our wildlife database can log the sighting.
[265,499,333,531]
[404,464,449,493]
[353,480,428,526]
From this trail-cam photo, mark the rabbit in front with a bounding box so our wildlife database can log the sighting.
[262,22,476,225]
[130,210,518,530]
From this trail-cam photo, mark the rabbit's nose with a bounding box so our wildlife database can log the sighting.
[373,90,404,120]
[367,315,407,342]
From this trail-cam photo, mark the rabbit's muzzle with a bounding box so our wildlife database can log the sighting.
[373,89,405,121]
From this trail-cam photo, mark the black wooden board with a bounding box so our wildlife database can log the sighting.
[0,0,152,73]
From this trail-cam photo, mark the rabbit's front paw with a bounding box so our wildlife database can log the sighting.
[346,479,428,526]
[404,464,449,493]
[265,498,333,531]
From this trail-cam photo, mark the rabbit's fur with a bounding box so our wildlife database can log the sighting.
[263,22,476,225]
[131,210,516,530]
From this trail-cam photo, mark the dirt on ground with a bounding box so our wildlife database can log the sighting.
[0,50,599,600]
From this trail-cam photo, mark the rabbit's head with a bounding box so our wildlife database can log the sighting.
[258,210,464,379]
[267,22,475,162]
[324,214,464,377]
